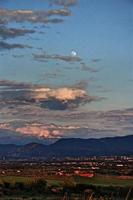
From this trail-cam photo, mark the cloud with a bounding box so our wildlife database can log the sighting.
[0,121,115,140]
[80,62,99,73]
[0,122,62,142]
[0,26,35,39]
[0,18,6,24]
[0,3,77,53]
[47,8,71,16]
[1,105,133,140]
[0,87,133,140]
[72,80,89,89]
[0,80,32,88]
[34,87,86,100]
[45,18,64,23]
[39,88,96,110]
[0,8,70,25]
[38,71,65,81]
[12,54,24,58]
[16,124,63,138]
[33,52,82,62]
[52,0,77,7]
[0,80,99,110]
[91,58,101,63]
[0,41,31,50]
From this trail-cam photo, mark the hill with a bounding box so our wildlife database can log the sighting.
[0,135,132,159]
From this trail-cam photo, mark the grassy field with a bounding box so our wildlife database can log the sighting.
[0,176,33,184]
[74,175,133,187]
[0,175,133,187]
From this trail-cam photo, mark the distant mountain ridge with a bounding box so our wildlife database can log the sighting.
[0,135,133,159]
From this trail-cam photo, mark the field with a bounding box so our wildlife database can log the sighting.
[0,175,133,200]
[0,175,133,187]
[74,175,133,187]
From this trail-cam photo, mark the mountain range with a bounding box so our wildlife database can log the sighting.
[0,135,133,159]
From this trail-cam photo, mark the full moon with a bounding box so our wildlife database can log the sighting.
[71,50,77,57]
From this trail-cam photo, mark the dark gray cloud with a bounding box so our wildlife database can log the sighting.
[41,95,98,110]
[0,41,32,50]
[0,26,35,39]
[0,79,99,110]
[33,52,82,62]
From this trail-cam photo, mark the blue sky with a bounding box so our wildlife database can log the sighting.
[0,0,133,142]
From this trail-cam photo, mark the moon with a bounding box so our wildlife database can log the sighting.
[71,50,77,57]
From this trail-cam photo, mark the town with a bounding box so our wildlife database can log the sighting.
[0,156,132,178]
[0,156,133,199]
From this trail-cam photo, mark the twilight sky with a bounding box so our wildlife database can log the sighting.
[0,0,133,144]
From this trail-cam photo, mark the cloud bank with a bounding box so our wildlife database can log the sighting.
[0,107,133,140]
[0,80,98,110]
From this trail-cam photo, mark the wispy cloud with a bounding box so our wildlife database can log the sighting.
[51,0,77,7]
[0,8,71,25]
[33,52,82,63]
[0,41,31,50]
[0,6,75,52]
[91,58,101,63]
[80,62,100,73]
[0,26,35,39]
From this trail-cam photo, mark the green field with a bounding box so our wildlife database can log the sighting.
[0,176,33,185]
[74,175,133,187]
[0,175,133,187]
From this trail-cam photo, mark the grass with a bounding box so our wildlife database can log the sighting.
[74,175,133,187]
[0,174,133,187]
[0,176,33,185]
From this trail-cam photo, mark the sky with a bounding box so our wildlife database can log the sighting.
[0,0,133,144]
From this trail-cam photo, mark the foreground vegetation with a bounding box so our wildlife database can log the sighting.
[0,175,133,199]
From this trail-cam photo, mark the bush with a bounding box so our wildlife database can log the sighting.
[31,179,47,194]
[3,181,11,189]
[14,182,25,190]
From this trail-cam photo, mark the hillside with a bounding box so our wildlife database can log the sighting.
[0,135,132,159]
